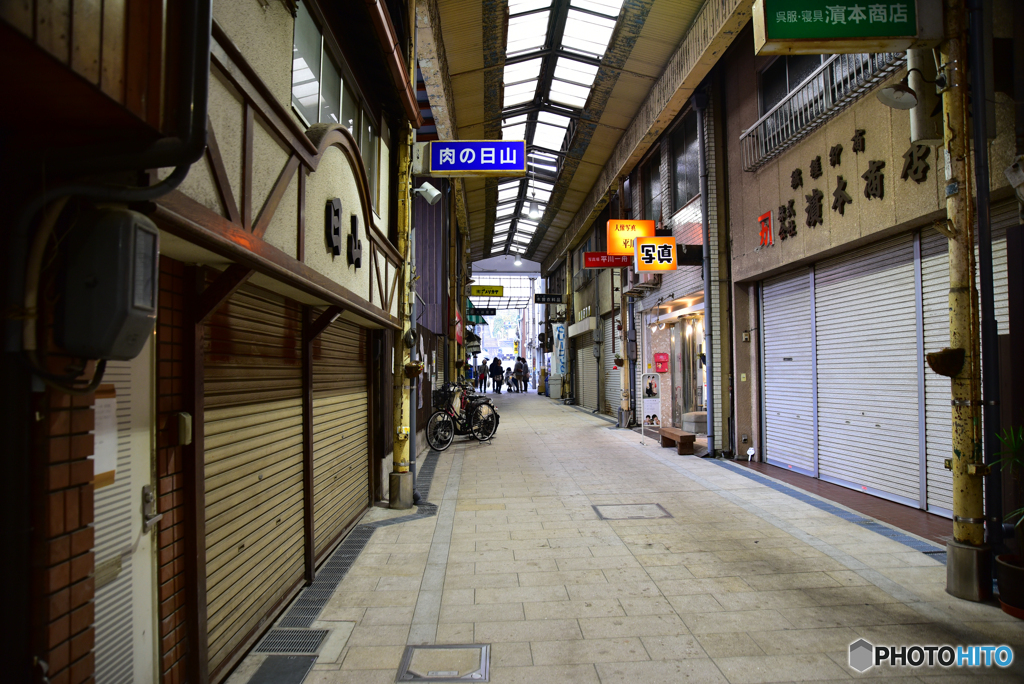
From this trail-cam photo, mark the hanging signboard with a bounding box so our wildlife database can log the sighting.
[752,0,942,55]
[634,237,677,272]
[535,293,564,304]
[553,323,567,375]
[469,285,504,297]
[584,252,632,269]
[607,220,655,256]
[426,140,527,177]
[473,307,497,316]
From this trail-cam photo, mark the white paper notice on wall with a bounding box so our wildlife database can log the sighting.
[641,374,661,427]
[92,385,117,489]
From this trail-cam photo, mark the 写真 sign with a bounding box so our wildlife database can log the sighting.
[430,140,527,177]
[753,0,941,55]
[634,237,678,272]
[584,252,632,269]
[535,293,564,304]
[470,285,504,297]
[607,220,655,256]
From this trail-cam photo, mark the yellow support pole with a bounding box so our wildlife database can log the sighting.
[942,0,988,600]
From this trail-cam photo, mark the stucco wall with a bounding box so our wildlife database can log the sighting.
[214,0,294,112]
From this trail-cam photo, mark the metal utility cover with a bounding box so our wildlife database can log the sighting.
[255,629,328,654]
[592,503,673,520]
[397,644,490,682]
[247,655,317,684]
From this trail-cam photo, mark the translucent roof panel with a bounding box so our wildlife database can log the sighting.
[509,0,552,14]
[561,8,617,59]
[503,80,538,108]
[507,11,549,56]
[496,205,516,218]
[554,58,599,88]
[533,121,568,150]
[570,0,624,16]
[498,183,520,202]
[549,78,590,108]
[503,122,527,140]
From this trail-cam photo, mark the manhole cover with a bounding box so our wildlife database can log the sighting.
[396,644,490,682]
[592,503,673,520]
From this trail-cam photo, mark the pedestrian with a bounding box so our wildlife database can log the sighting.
[504,366,513,392]
[489,356,504,393]
[477,359,487,392]
[513,357,524,393]
[520,357,530,391]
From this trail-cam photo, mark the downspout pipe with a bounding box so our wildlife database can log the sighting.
[967,0,1002,548]
[6,0,212,352]
[694,88,715,456]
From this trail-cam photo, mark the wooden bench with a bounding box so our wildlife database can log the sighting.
[659,427,696,455]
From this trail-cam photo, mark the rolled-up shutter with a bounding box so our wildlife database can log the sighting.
[204,281,304,676]
[761,269,815,474]
[575,330,598,411]
[815,235,921,505]
[602,315,621,415]
[312,317,370,558]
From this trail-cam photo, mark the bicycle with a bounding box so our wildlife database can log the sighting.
[426,381,500,451]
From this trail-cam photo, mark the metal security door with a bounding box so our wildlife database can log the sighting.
[93,339,156,683]
[815,235,921,506]
[203,281,304,677]
[312,317,370,558]
[602,315,621,416]
[760,269,815,474]
[575,330,597,410]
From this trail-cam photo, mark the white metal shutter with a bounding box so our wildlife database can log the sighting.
[602,315,621,415]
[815,235,921,505]
[93,361,136,684]
[921,230,953,513]
[575,330,598,410]
[761,269,815,474]
[312,318,370,559]
[204,282,304,676]
[988,198,1013,332]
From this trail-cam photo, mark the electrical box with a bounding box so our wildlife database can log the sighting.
[60,208,159,360]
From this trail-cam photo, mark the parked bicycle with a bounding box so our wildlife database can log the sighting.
[426,381,499,451]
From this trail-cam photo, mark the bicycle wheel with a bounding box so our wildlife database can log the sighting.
[470,403,498,441]
[426,411,455,451]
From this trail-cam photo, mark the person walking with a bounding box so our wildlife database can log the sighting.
[513,357,524,393]
[520,357,530,391]
[477,359,487,392]
[489,356,504,393]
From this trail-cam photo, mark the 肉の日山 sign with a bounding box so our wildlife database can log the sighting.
[752,0,941,54]
[429,141,527,177]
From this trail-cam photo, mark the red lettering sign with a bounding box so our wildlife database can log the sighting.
[584,252,633,269]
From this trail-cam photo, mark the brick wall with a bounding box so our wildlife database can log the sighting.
[155,257,190,684]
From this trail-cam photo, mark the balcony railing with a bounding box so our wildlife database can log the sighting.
[739,52,905,172]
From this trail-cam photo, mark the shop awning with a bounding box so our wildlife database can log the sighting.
[465,300,489,326]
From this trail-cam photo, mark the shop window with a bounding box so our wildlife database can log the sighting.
[759,54,825,115]
[641,150,661,223]
[671,109,699,211]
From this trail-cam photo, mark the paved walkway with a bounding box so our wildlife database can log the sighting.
[230,390,1024,683]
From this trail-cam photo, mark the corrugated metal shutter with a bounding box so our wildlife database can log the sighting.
[312,318,370,558]
[921,230,953,512]
[761,269,815,474]
[93,361,136,683]
[815,235,921,505]
[575,330,598,410]
[602,315,621,415]
[204,281,304,676]
[988,199,1013,332]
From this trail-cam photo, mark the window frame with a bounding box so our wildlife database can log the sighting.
[668,106,699,214]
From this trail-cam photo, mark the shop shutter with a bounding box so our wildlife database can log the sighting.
[815,235,921,505]
[761,269,815,474]
[203,282,304,676]
[575,330,598,410]
[312,317,370,558]
[921,230,953,513]
[602,315,621,415]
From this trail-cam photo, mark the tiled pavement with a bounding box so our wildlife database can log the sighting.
[230,391,1024,683]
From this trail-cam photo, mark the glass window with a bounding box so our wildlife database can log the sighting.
[641,150,661,223]
[671,109,699,210]
[760,55,825,114]
[342,84,360,142]
[363,120,379,208]
[291,2,322,125]
[320,55,342,125]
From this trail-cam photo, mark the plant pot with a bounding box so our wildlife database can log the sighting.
[995,554,1024,619]
[403,362,423,378]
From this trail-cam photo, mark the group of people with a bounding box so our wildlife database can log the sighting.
[472,356,531,394]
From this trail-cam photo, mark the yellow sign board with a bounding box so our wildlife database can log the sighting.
[634,236,677,272]
[607,220,656,256]
[470,285,504,297]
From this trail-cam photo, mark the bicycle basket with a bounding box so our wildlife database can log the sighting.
[432,386,451,411]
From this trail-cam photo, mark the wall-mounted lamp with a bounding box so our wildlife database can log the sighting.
[412,182,442,205]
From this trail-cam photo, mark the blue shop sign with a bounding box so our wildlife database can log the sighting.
[429,140,527,177]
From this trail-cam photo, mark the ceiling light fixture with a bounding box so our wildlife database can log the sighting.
[514,253,523,266]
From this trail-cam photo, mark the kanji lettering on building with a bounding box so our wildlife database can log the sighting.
[901,144,930,183]
[459,148,475,164]
[810,156,823,179]
[851,129,866,154]
[805,189,824,228]
[832,176,853,215]
[890,3,909,22]
[862,160,885,200]
[758,211,774,249]
[481,148,495,164]
[826,5,847,23]
[829,143,843,168]
[868,4,887,22]
[791,168,803,190]
[439,147,455,165]
[500,147,517,165]
[777,199,797,240]
[639,243,657,264]
[847,4,868,23]
[656,243,673,264]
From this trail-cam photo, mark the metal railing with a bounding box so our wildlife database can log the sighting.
[739,52,905,172]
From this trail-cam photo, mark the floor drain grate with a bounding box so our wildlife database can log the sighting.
[397,644,490,682]
[592,503,673,520]
[255,629,328,654]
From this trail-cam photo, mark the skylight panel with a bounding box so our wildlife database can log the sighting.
[561,8,616,58]
[503,80,537,108]
[503,122,527,140]
[498,182,520,202]
[549,78,590,108]
[507,11,549,55]
[504,58,542,85]
[509,0,552,15]
[570,0,624,17]
[496,205,516,218]
[554,57,599,88]
[530,188,552,201]
[533,121,567,150]
[537,111,572,129]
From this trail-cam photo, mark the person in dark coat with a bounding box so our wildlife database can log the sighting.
[489,357,504,393]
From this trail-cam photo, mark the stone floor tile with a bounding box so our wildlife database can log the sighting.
[713,653,851,683]
[490,641,534,667]
[474,618,582,643]
[474,585,569,604]
[305,669,398,684]
[683,609,794,634]
[577,614,687,639]
[712,589,821,611]
[339,644,406,670]
[694,632,767,658]
[657,576,754,596]
[530,637,649,665]
[441,588,475,605]
[522,599,625,620]
[434,622,474,644]
[666,594,726,614]
[439,602,524,623]
[640,634,708,660]
[747,626,859,655]
[595,659,729,683]
[487,663,599,684]
[359,606,415,625]
[516,569,608,586]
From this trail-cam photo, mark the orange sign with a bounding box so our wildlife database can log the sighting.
[634,236,677,272]
[607,220,655,256]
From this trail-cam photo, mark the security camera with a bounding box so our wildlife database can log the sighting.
[413,182,442,206]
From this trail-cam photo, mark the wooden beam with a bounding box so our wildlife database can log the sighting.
[253,154,300,239]
[195,264,253,324]
[242,103,254,231]
[309,306,342,340]
[205,117,242,225]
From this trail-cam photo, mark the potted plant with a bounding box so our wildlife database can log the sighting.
[613,353,625,368]
[994,425,1024,619]
[404,361,424,378]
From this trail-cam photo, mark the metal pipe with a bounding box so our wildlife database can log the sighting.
[694,89,715,456]
[967,0,1002,548]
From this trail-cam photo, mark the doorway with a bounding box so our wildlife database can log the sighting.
[670,315,704,426]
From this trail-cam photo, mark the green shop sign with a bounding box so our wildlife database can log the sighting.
[753,0,941,55]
